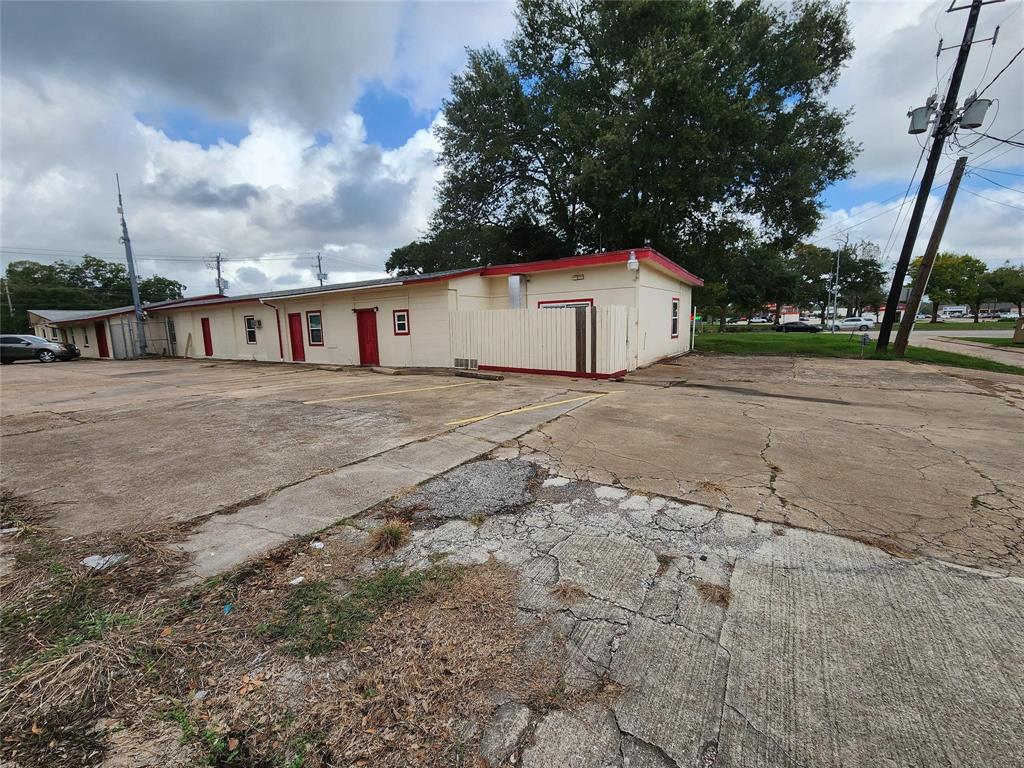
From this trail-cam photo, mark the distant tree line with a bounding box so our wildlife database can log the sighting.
[0,256,186,333]
[909,254,1024,322]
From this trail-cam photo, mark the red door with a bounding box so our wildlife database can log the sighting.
[200,317,213,357]
[94,322,109,358]
[355,309,379,366]
[287,313,305,362]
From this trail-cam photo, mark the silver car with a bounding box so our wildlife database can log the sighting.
[830,317,874,331]
[0,334,66,364]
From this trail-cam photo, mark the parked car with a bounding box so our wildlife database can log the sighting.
[998,311,1022,321]
[748,316,771,324]
[0,334,72,364]
[830,317,874,331]
[775,321,822,333]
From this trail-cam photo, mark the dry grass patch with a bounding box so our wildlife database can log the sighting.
[367,519,411,555]
[693,580,732,607]
[655,553,676,576]
[1,493,555,768]
[549,581,587,604]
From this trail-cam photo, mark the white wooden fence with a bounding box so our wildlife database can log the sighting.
[449,306,635,378]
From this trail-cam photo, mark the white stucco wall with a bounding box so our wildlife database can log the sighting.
[159,283,452,367]
[636,263,692,365]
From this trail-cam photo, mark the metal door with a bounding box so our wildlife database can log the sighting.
[287,313,305,362]
[355,309,379,366]
[201,318,213,357]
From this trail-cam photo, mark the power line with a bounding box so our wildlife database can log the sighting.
[960,186,1024,211]
[808,182,951,246]
[966,131,1024,147]
[880,143,930,262]
[976,166,1024,177]
[966,169,1024,192]
[976,45,1024,97]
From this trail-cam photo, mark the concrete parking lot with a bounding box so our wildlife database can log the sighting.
[1,359,600,536]
[1,355,1022,767]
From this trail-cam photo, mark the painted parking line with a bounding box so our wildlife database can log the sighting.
[446,391,618,427]
[303,381,480,405]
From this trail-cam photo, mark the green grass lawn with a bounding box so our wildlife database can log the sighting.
[952,336,1020,347]
[694,331,1024,375]
[910,320,1016,331]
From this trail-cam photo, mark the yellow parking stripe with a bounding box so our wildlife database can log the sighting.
[303,381,479,404]
[446,392,617,426]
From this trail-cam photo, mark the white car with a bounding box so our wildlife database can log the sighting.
[830,317,874,331]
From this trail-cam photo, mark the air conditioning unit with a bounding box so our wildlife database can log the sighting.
[255,319,263,329]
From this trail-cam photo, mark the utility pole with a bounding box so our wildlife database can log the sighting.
[893,156,968,356]
[876,0,995,352]
[206,252,229,294]
[315,251,327,287]
[830,235,848,333]
[116,174,147,355]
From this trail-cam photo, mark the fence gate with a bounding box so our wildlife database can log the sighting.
[450,306,633,378]
[109,319,136,359]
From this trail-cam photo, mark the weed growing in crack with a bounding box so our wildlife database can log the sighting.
[693,580,731,607]
[550,581,587,604]
[467,513,486,526]
[655,553,676,576]
[367,519,410,555]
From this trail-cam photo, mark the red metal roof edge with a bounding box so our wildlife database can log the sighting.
[479,248,704,287]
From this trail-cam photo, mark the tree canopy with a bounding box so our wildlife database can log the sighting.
[388,0,858,286]
[1,256,186,332]
[909,252,988,322]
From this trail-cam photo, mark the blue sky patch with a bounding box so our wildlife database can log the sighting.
[356,84,435,149]
[135,107,248,148]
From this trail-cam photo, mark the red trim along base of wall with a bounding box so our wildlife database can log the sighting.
[477,364,626,380]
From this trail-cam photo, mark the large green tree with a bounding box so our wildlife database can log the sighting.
[0,256,186,332]
[390,0,857,285]
[909,252,988,323]
[983,262,1024,316]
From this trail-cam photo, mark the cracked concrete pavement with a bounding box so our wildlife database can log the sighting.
[4,355,1023,766]
[521,355,1024,576]
[378,456,1023,768]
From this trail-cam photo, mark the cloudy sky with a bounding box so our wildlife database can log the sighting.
[1,0,1021,299]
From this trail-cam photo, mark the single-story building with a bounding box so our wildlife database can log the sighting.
[28,248,702,377]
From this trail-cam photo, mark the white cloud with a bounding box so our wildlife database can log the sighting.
[1,0,1019,301]
[833,0,1024,185]
[0,72,446,295]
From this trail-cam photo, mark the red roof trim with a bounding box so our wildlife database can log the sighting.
[479,248,703,287]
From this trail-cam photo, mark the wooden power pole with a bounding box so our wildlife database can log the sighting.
[893,156,968,357]
[876,0,989,352]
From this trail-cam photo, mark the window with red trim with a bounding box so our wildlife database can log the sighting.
[393,309,410,336]
[671,297,680,338]
[306,311,324,345]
